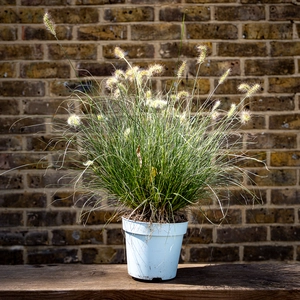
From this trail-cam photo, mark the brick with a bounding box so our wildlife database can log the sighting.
[249,96,295,111]
[0,174,23,189]
[27,211,76,227]
[0,231,24,246]
[106,228,124,245]
[52,229,103,245]
[81,247,125,263]
[103,43,154,59]
[218,42,267,57]
[0,8,19,23]
[77,61,127,77]
[48,44,97,60]
[0,62,16,78]
[17,8,45,23]
[1,0,16,4]
[25,231,48,246]
[0,45,43,60]
[133,60,188,77]
[27,172,74,189]
[0,117,45,134]
[248,169,297,186]
[189,59,240,77]
[0,249,23,264]
[76,0,125,3]
[269,77,300,93]
[0,26,17,40]
[130,0,179,3]
[25,135,60,151]
[20,62,70,79]
[243,23,293,40]
[27,248,78,264]
[0,212,23,227]
[82,210,120,225]
[239,115,266,130]
[236,151,267,168]
[246,208,294,224]
[0,193,46,208]
[21,0,70,4]
[163,78,210,95]
[271,151,300,167]
[271,188,300,205]
[217,188,267,206]
[217,226,267,243]
[190,209,242,225]
[244,245,293,261]
[189,246,239,262]
[0,81,45,97]
[159,6,210,22]
[271,41,300,57]
[297,246,300,261]
[23,99,66,115]
[270,5,300,21]
[269,114,300,130]
[246,133,297,149]
[0,137,22,151]
[159,42,212,59]
[47,8,98,24]
[0,99,20,115]
[186,0,236,2]
[50,80,78,97]
[78,25,127,40]
[241,0,292,2]
[215,6,265,21]
[183,227,213,244]
[104,7,154,22]
[0,153,47,170]
[132,24,181,40]
[214,78,263,95]
[245,59,294,76]
[186,24,238,40]
[23,26,73,40]
[271,226,300,241]
[51,192,93,208]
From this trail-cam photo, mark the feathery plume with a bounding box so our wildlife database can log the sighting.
[43,13,56,37]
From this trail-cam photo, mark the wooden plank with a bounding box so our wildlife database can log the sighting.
[0,264,299,300]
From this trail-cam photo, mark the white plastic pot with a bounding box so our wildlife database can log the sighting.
[122,217,188,281]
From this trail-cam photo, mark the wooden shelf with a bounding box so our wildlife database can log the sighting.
[1,263,300,299]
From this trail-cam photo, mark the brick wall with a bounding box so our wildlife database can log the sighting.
[0,0,300,264]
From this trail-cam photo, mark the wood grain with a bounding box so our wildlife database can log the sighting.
[0,264,299,300]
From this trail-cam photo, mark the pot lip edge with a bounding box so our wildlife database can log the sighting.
[121,216,189,226]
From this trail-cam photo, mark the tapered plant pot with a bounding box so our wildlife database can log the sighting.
[122,217,188,281]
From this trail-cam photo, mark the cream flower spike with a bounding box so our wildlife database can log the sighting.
[43,13,56,37]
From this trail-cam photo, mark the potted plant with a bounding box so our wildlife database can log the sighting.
[44,13,263,281]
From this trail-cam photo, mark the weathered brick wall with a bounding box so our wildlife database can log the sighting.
[0,0,300,264]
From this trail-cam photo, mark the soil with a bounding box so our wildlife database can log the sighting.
[122,210,188,223]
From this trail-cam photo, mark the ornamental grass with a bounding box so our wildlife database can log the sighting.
[44,13,263,224]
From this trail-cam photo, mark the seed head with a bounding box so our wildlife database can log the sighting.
[219,69,231,85]
[238,83,251,93]
[114,47,126,59]
[67,114,81,127]
[177,61,186,78]
[246,84,260,98]
[43,13,56,37]
[240,110,251,124]
[212,100,221,111]
[148,64,164,76]
[227,103,236,118]
[196,45,207,64]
